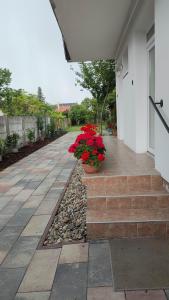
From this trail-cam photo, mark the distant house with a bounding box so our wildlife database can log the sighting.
[56,103,76,113]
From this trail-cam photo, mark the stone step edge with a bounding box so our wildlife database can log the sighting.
[88,192,169,199]
[87,220,169,224]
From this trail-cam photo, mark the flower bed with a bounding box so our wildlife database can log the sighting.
[0,133,66,172]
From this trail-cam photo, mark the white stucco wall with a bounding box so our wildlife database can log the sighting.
[116,0,169,182]
[155,0,169,182]
[116,31,148,153]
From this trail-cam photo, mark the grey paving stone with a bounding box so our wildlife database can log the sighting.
[165,290,169,299]
[88,241,113,287]
[0,214,13,229]
[0,227,23,263]
[1,201,22,215]
[0,267,25,300]
[16,180,30,188]
[24,181,41,190]
[15,291,50,300]
[7,208,35,228]
[2,236,39,268]
[0,196,13,210]
[50,263,87,300]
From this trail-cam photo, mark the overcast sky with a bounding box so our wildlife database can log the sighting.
[0,0,91,104]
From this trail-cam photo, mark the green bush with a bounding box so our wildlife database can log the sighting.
[5,133,20,149]
[27,129,35,143]
[0,138,6,156]
[46,118,56,138]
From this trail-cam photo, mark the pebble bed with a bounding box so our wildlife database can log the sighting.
[44,163,87,246]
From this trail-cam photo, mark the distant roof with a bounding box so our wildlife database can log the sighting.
[58,103,76,106]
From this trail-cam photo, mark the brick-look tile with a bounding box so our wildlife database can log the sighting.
[2,236,39,268]
[15,291,50,300]
[126,290,166,300]
[59,243,88,264]
[0,268,25,300]
[88,242,112,287]
[21,215,50,236]
[18,249,60,292]
[87,287,125,300]
[34,199,57,215]
[137,223,166,238]
[50,262,87,300]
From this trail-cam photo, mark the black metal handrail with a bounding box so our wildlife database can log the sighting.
[149,96,169,134]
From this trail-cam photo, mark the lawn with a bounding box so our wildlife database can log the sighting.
[67,125,82,132]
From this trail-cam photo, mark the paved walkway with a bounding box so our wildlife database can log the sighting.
[0,133,168,300]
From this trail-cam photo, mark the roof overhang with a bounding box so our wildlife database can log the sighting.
[50,0,140,62]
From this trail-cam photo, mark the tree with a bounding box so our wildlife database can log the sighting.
[81,98,97,123]
[69,104,88,125]
[75,60,116,134]
[37,86,45,102]
[0,68,12,107]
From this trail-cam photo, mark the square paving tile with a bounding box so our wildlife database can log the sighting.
[2,236,40,268]
[0,267,25,300]
[23,196,44,209]
[18,249,60,292]
[1,201,22,215]
[59,243,88,264]
[88,241,112,287]
[15,291,50,300]
[165,290,169,300]
[7,208,35,228]
[87,287,125,300]
[125,290,166,300]
[21,215,51,236]
[50,262,87,300]
[34,199,57,215]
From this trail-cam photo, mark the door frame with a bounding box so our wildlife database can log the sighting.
[147,35,155,154]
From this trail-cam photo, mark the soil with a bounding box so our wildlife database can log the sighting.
[0,133,66,172]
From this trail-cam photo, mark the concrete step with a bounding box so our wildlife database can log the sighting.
[87,208,169,239]
[88,191,169,210]
[83,175,165,197]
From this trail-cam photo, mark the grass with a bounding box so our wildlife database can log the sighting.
[67,123,107,133]
[67,125,82,132]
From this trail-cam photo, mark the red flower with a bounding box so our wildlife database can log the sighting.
[76,133,91,143]
[92,149,98,155]
[68,143,78,153]
[86,138,94,146]
[98,153,105,161]
[80,124,97,136]
[81,151,90,161]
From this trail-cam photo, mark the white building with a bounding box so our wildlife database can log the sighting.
[50,0,169,183]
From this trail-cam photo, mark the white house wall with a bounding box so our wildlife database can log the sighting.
[155,0,169,182]
[116,0,169,182]
[116,30,148,153]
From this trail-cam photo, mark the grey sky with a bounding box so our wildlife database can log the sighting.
[0,0,91,104]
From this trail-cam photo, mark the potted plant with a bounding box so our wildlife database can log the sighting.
[68,124,106,173]
[11,133,20,153]
[0,138,6,162]
[27,129,35,145]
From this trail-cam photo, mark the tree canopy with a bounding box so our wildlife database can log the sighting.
[76,60,115,103]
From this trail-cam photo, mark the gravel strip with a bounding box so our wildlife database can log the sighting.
[44,163,87,246]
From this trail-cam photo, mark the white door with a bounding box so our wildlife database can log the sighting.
[148,45,155,153]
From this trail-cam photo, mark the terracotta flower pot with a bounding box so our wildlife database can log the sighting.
[82,163,100,174]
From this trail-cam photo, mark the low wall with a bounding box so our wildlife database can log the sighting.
[0,116,49,146]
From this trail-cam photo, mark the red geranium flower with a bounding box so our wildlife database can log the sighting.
[92,149,98,155]
[98,153,105,161]
[81,151,90,161]
[68,143,79,153]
